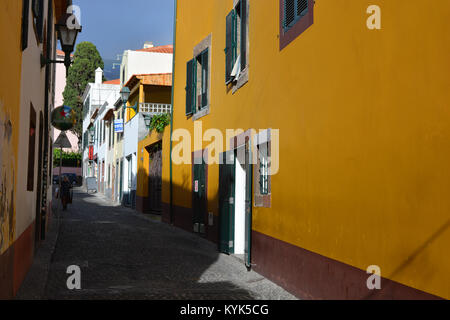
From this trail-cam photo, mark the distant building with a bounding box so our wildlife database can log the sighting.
[81,43,174,207]
[53,50,78,152]
[52,50,81,177]
[120,44,173,86]
[81,68,120,190]
[123,73,172,211]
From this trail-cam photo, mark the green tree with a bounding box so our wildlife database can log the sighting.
[63,42,105,144]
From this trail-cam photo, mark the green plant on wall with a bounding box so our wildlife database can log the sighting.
[149,113,171,133]
[53,149,82,167]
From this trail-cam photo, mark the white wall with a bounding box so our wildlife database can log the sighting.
[234,154,246,255]
[81,80,120,180]
[16,0,52,238]
[121,51,173,85]
[124,115,139,158]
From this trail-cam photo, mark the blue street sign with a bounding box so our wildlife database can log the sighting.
[114,119,124,133]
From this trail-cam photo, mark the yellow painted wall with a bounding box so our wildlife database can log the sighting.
[168,0,450,298]
[136,84,172,198]
[0,0,22,254]
[137,131,167,198]
[127,84,171,122]
[126,90,140,122]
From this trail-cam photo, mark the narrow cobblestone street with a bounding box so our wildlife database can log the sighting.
[16,188,296,300]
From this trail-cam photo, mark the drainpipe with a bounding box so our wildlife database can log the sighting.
[169,0,178,225]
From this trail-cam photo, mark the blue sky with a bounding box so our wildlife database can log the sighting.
[72,0,174,60]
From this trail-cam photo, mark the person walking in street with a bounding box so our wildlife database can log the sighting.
[60,176,72,211]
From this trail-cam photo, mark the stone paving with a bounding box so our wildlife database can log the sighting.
[17,188,297,300]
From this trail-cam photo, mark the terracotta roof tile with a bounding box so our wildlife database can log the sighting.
[135,45,173,54]
[125,73,172,89]
[103,79,120,85]
[56,49,74,57]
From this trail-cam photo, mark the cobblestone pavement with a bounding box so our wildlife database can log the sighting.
[17,188,297,300]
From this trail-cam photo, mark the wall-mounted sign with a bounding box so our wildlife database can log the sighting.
[194,180,199,193]
[114,119,124,133]
[54,131,72,148]
[51,105,76,131]
[88,146,94,160]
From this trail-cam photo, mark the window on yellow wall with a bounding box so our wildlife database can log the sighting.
[225,0,248,85]
[186,49,209,116]
[22,0,30,51]
[32,0,44,43]
[283,0,308,31]
[280,0,314,50]
[254,129,272,207]
[259,142,269,195]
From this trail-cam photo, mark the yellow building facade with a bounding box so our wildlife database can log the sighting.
[0,0,71,298]
[166,0,450,299]
[0,0,23,261]
[124,74,172,213]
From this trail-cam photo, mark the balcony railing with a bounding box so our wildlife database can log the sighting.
[139,103,172,115]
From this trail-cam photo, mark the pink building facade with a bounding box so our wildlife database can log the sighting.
[53,49,79,152]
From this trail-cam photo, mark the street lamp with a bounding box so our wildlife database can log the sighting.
[120,86,138,113]
[41,13,82,76]
[120,87,131,104]
[56,14,82,75]
[144,115,152,129]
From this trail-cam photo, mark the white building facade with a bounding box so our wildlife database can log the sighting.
[81,68,120,190]
[119,44,173,208]
[120,44,173,86]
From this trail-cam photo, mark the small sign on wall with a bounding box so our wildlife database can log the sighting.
[114,119,124,133]
[88,146,94,160]
[194,180,199,192]
[208,212,214,226]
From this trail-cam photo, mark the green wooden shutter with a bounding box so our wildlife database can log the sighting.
[232,11,237,69]
[284,0,308,31]
[193,160,207,229]
[32,0,39,16]
[22,0,30,51]
[225,10,234,84]
[240,0,247,70]
[46,0,53,59]
[298,0,308,17]
[36,0,44,42]
[218,153,228,253]
[192,57,197,113]
[284,0,295,29]
[219,152,236,254]
[201,49,208,108]
[186,59,194,115]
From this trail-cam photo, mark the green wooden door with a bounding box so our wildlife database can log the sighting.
[193,158,207,233]
[219,152,236,254]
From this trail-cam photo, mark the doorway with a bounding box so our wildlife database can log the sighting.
[119,158,123,203]
[193,156,207,234]
[147,142,162,214]
[35,111,44,246]
[115,160,119,202]
[219,143,253,268]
